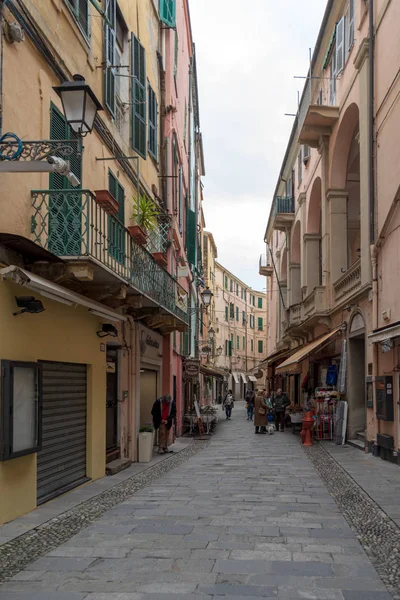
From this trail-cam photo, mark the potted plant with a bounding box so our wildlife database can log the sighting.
[138,423,155,463]
[129,194,160,246]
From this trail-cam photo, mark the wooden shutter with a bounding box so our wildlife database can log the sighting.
[335,16,345,75]
[258,317,263,330]
[132,34,146,158]
[348,0,355,49]
[228,341,232,357]
[104,0,116,116]
[258,340,263,353]
[148,86,157,158]
[50,105,68,190]
[225,306,228,321]
[186,208,196,265]
[159,0,176,28]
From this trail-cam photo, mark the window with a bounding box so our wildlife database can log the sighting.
[230,279,233,292]
[108,170,125,264]
[330,50,337,105]
[236,306,239,321]
[230,303,234,319]
[225,306,228,321]
[148,85,158,159]
[242,311,246,325]
[285,176,292,198]
[224,275,228,290]
[174,31,178,79]
[335,16,345,75]
[65,0,89,38]
[303,145,310,164]
[225,340,228,355]
[244,289,247,302]
[258,340,263,354]
[132,34,146,158]
[159,0,176,28]
[104,0,116,116]
[258,297,263,309]
[243,336,246,350]
[258,317,263,331]
[228,341,233,357]
[250,315,255,329]
[236,283,239,296]
[0,361,42,461]
[298,148,302,183]
[251,339,254,352]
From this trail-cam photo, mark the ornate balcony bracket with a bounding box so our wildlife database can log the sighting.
[0,138,80,162]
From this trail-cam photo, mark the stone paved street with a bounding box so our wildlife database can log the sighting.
[0,403,394,600]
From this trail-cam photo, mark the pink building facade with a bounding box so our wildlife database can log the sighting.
[262,0,400,461]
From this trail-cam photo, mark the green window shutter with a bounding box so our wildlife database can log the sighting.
[225,306,228,321]
[258,317,263,331]
[224,276,228,289]
[104,0,116,116]
[148,85,157,158]
[186,208,196,265]
[108,171,125,264]
[258,297,263,308]
[159,0,176,28]
[174,31,178,78]
[179,166,183,233]
[50,103,82,190]
[242,311,246,324]
[132,34,146,158]
[230,303,234,319]
[236,307,239,321]
[225,340,228,355]
[228,341,232,357]
[183,328,190,356]
[258,340,263,353]
[200,313,203,335]
[251,339,254,352]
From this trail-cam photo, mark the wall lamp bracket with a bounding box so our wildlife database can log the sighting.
[13,296,45,316]
[97,323,118,338]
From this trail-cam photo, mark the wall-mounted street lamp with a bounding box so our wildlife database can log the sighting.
[53,74,103,137]
[209,327,215,341]
[201,287,213,308]
[13,296,45,316]
[216,346,223,356]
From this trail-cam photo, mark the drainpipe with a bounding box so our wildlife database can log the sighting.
[0,0,7,136]
[369,0,375,244]
[126,315,137,462]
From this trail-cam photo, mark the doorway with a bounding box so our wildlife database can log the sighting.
[347,314,366,439]
[140,369,158,428]
[106,348,119,456]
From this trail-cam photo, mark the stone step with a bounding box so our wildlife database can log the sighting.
[348,438,365,451]
[356,430,366,441]
[106,458,132,476]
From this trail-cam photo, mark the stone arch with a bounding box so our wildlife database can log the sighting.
[281,247,288,282]
[330,103,360,189]
[347,309,366,440]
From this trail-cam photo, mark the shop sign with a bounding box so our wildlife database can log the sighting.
[140,329,161,355]
[185,359,200,377]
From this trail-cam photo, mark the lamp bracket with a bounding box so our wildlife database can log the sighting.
[0,138,80,162]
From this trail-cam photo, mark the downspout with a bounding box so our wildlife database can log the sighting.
[126,316,137,461]
[369,0,375,245]
[0,0,7,136]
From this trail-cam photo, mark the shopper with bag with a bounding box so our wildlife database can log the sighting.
[223,390,234,420]
[254,390,268,434]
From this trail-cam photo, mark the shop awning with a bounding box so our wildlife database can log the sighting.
[240,373,247,383]
[200,365,226,379]
[232,372,240,384]
[0,265,126,323]
[248,374,257,382]
[276,328,341,374]
[369,322,400,344]
[266,347,291,366]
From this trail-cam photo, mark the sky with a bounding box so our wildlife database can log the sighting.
[189,0,327,290]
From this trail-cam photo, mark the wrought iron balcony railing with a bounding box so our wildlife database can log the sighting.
[273,196,295,216]
[31,189,188,324]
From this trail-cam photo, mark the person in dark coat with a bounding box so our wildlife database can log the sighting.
[273,388,290,432]
[151,394,176,454]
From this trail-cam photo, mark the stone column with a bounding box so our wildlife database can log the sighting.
[289,263,301,306]
[303,233,321,294]
[354,38,372,286]
[327,189,348,283]
[318,135,330,289]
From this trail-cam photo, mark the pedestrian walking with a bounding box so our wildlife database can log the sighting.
[273,388,290,432]
[245,389,255,421]
[254,389,268,434]
[223,390,234,420]
[151,394,176,454]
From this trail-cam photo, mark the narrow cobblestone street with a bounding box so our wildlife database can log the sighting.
[0,404,394,600]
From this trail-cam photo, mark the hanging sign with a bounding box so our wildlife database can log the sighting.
[185,359,200,377]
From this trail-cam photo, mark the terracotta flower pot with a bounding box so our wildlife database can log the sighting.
[128,225,147,246]
[94,190,119,216]
[152,251,168,268]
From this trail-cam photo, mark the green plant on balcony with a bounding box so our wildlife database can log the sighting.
[128,194,160,246]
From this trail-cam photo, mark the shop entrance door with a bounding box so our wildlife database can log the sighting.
[140,369,158,428]
[106,348,119,455]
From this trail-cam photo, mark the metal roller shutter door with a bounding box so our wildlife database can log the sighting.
[37,362,88,504]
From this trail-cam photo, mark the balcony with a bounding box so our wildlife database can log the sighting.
[271,196,295,231]
[31,189,188,330]
[259,254,273,277]
[297,78,339,148]
[333,260,361,304]
[288,303,302,328]
[303,286,328,320]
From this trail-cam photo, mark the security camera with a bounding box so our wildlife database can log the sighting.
[47,156,80,187]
